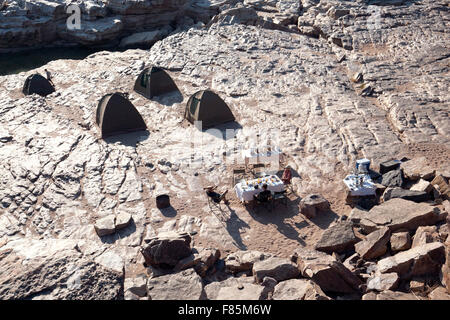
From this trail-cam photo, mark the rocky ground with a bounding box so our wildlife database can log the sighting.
[0,0,449,300]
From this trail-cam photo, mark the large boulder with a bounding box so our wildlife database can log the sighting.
[359,198,443,234]
[0,239,123,300]
[216,283,265,300]
[300,194,330,218]
[146,268,204,300]
[401,157,435,181]
[292,248,362,294]
[390,232,412,252]
[252,257,299,283]
[224,250,272,274]
[382,187,429,203]
[315,221,359,254]
[378,242,446,279]
[380,169,403,188]
[272,279,330,300]
[141,231,192,268]
[366,272,399,292]
[355,227,391,260]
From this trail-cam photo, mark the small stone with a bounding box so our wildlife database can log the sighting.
[94,215,116,237]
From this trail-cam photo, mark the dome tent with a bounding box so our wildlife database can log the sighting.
[133,66,178,99]
[22,73,55,97]
[184,90,235,129]
[96,92,147,138]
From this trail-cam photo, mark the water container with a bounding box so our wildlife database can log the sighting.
[356,158,370,173]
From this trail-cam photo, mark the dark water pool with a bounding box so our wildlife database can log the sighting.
[0,47,100,76]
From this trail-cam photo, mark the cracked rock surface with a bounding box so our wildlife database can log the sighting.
[0,0,449,299]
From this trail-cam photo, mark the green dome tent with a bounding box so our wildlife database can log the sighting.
[96,92,147,138]
[22,73,55,97]
[133,66,178,99]
[184,90,235,129]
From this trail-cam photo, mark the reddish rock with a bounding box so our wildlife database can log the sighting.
[355,227,390,260]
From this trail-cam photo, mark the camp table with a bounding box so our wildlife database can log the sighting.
[343,174,376,196]
[234,175,285,203]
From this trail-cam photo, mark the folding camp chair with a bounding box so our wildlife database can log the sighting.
[232,167,247,186]
[206,191,223,211]
[272,190,288,208]
[251,163,267,178]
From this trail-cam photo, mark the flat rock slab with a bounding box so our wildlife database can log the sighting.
[124,275,147,297]
[272,279,330,300]
[379,160,400,175]
[401,157,435,181]
[225,250,272,274]
[146,268,204,300]
[378,242,446,279]
[204,277,255,300]
[367,272,399,292]
[410,179,433,193]
[355,226,390,260]
[216,283,265,300]
[360,198,441,233]
[315,221,359,254]
[252,257,299,283]
[292,248,362,294]
[374,290,420,300]
[383,187,429,203]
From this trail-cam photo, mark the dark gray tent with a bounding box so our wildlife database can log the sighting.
[96,92,147,138]
[22,73,55,97]
[184,90,235,129]
[133,66,178,99]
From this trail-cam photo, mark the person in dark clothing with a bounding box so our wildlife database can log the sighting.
[204,186,229,205]
[254,184,272,202]
[44,69,54,86]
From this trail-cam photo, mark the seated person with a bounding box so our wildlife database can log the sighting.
[204,186,229,205]
[281,166,292,184]
[253,184,272,203]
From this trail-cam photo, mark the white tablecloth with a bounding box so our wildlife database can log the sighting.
[343,174,376,196]
[235,175,285,202]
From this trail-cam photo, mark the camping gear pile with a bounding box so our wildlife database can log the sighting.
[343,158,377,196]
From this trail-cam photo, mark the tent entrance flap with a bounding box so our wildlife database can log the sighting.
[134,66,178,99]
[184,90,235,129]
[96,92,148,138]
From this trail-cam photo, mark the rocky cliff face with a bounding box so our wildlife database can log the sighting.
[0,0,449,299]
[0,0,230,51]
